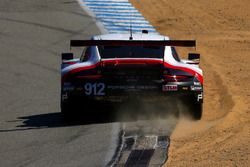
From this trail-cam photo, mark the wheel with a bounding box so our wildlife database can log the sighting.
[178,95,203,120]
[189,102,203,120]
[61,101,72,119]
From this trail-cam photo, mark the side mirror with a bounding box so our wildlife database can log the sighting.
[188,53,200,60]
[62,53,73,61]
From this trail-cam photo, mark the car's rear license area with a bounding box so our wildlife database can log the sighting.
[70,61,164,102]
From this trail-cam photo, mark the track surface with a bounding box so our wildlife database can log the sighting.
[0,1,118,166]
[0,1,177,166]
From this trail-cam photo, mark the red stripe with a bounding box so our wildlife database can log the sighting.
[102,59,162,65]
[62,62,100,82]
[62,59,203,84]
[163,75,188,78]
[102,59,203,84]
[163,62,203,84]
[64,62,77,65]
[76,75,102,79]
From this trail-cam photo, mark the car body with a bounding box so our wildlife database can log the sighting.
[61,33,203,119]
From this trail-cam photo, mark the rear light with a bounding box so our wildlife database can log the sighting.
[63,61,77,65]
[76,75,102,79]
[163,75,193,82]
[62,74,102,85]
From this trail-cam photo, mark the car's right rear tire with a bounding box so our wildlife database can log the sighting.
[189,102,203,120]
[178,95,203,120]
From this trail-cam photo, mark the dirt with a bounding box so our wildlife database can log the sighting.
[130,0,250,166]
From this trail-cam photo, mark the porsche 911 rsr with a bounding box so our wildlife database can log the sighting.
[61,33,203,120]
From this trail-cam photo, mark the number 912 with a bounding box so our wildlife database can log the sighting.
[84,83,105,96]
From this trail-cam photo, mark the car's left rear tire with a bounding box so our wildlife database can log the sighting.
[61,101,72,119]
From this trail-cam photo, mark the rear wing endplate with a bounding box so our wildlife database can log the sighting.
[70,40,196,48]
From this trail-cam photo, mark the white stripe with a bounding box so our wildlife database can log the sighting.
[101,18,149,24]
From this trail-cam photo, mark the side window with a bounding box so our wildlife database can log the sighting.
[80,47,91,62]
[171,47,181,62]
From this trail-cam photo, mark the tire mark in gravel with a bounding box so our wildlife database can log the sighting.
[202,57,234,118]
[107,117,178,167]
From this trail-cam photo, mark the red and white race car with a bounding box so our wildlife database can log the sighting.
[61,33,203,119]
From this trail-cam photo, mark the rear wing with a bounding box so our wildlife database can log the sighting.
[70,40,196,48]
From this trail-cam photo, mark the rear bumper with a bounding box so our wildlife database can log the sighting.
[61,82,203,104]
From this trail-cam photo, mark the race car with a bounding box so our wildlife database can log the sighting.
[61,32,203,120]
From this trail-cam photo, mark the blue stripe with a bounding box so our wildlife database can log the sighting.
[85,4,132,7]
[99,17,146,21]
[91,10,138,13]
[95,13,142,18]
[107,29,157,33]
[84,0,128,1]
[84,0,129,2]
[100,18,149,23]
[94,12,141,15]
[105,27,155,31]
[105,26,156,30]
[89,7,137,11]
[103,23,153,28]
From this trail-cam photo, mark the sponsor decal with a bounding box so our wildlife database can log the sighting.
[63,86,74,91]
[197,93,203,102]
[194,82,201,86]
[62,93,68,101]
[162,85,178,91]
[182,86,189,90]
[191,86,202,91]
[107,85,158,90]
[63,82,74,91]
[76,87,83,91]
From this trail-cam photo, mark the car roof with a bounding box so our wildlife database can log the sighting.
[92,33,170,41]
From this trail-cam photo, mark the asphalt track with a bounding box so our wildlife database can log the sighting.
[0,1,116,166]
[0,1,177,166]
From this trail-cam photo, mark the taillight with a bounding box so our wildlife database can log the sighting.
[76,74,102,79]
[163,75,193,82]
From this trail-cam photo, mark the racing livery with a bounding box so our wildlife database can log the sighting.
[61,33,203,119]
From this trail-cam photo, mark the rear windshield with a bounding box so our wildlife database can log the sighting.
[98,46,165,59]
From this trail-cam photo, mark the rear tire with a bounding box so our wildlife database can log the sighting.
[179,95,203,120]
[190,102,203,120]
[61,101,72,119]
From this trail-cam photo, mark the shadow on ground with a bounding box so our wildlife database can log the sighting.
[1,102,180,132]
